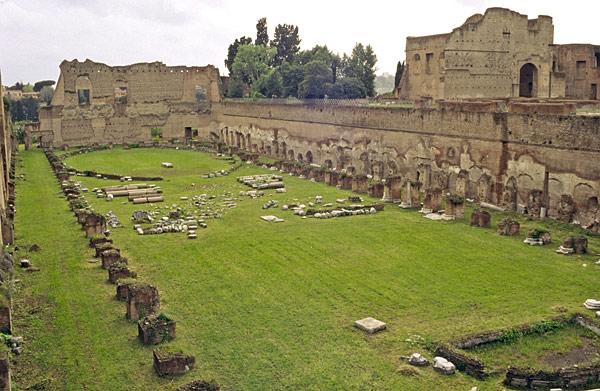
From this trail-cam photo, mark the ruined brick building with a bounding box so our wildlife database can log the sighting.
[36,8,600,230]
[398,8,600,100]
[0,71,16,245]
[38,59,222,146]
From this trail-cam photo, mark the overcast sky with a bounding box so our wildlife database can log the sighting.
[0,0,598,85]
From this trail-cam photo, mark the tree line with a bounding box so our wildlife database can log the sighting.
[224,18,378,99]
[3,80,55,122]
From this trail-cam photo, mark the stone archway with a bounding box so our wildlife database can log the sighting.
[519,63,537,98]
[305,150,314,164]
[477,174,492,202]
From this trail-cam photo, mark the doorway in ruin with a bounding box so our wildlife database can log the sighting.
[305,151,313,164]
[591,84,598,100]
[184,127,193,140]
[519,63,537,98]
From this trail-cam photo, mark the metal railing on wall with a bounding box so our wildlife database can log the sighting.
[222,98,415,109]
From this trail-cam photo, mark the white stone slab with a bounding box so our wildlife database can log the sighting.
[354,317,386,334]
[260,215,284,223]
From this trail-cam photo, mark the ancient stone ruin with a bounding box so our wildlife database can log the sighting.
[496,218,520,236]
[100,249,122,269]
[524,229,552,246]
[126,283,160,320]
[176,380,220,391]
[399,7,599,101]
[108,262,137,284]
[556,236,588,255]
[153,349,195,377]
[138,314,176,345]
[470,210,491,228]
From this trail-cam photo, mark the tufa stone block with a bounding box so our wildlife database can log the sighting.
[354,317,386,334]
[126,283,160,320]
[101,249,123,269]
[138,314,176,345]
[153,349,195,377]
[108,262,136,284]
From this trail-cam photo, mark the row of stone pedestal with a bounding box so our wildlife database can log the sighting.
[273,160,420,204]
[45,149,208,386]
[0,142,20,390]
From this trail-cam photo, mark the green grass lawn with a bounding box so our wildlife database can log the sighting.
[11,148,600,390]
[470,324,600,372]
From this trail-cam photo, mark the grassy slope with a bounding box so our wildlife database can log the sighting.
[12,148,600,390]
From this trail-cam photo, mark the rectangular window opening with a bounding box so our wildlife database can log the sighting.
[576,61,586,78]
[114,86,128,104]
[77,89,90,105]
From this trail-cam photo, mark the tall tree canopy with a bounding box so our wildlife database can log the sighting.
[224,19,380,99]
[253,68,282,98]
[295,45,341,83]
[270,24,301,66]
[224,36,253,74]
[33,80,55,92]
[394,61,405,89]
[298,61,332,99]
[255,17,269,46]
[341,43,378,97]
[278,62,304,98]
[231,44,276,85]
[7,97,38,122]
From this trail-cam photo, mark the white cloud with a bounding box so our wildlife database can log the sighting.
[0,0,598,84]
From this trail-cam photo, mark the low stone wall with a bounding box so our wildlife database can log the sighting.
[505,364,600,389]
[434,344,487,379]
[434,314,600,388]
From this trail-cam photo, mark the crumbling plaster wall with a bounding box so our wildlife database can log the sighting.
[0,70,15,245]
[401,8,557,100]
[40,59,221,146]
[211,102,600,226]
[556,44,600,100]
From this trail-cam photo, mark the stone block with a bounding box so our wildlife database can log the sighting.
[101,249,123,269]
[108,262,136,284]
[0,352,10,391]
[351,175,369,194]
[354,317,386,334]
[574,236,588,254]
[470,210,491,228]
[433,356,456,375]
[176,380,220,391]
[497,218,520,236]
[153,349,195,377]
[138,314,176,345]
[116,279,137,301]
[126,283,160,320]
[408,353,429,367]
[0,302,11,334]
[89,236,112,248]
[94,242,116,257]
[83,213,106,237]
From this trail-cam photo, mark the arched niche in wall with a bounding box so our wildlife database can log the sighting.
[519,63,538,98]
[502,176,518,210]
[305,151,313,164]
